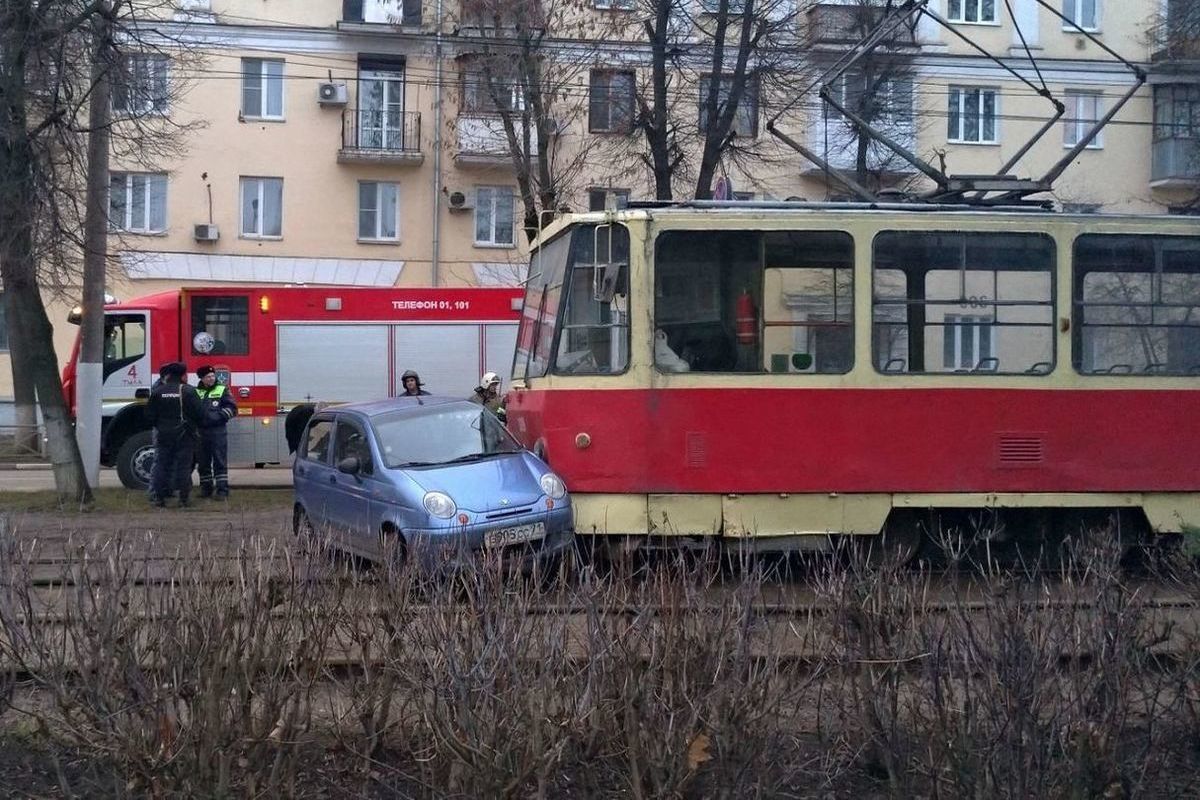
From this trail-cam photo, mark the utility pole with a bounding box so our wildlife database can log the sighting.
[77,2,115,490]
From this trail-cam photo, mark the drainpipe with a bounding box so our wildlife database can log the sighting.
[430,0,444,286]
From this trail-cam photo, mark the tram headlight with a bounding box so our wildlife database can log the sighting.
[422,491,457,519]
[540,473,567,500]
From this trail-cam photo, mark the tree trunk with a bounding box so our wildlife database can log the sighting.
[0,1,92,504]
[645,4,674,201]
[77,6,114,489]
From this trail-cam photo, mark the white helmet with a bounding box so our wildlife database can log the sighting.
[481,371,501,387]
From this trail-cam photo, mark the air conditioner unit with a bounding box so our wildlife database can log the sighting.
[318,82,348,106]
[447,190,474,211]
[194,223,220,242]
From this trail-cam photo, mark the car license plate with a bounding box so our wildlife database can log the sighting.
[484,522,545,549]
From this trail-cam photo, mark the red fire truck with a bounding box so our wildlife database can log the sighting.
[63,286,523,489]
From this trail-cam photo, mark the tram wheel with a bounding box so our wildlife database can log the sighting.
[845,518,924,570]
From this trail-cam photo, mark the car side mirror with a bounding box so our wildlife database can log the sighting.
[135,388,150,400]
[337,456,361,475]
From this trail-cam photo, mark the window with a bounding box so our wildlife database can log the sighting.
[1064,90,1103,147]
[593,0,634,8]
[1063,0,1099,31]
[589,70,635,133]
[872,231,1056,375]
[555,224,631,374]
[698,74,759,138]
[826,71,913,128]
[240,177,283,238]
[241,58,284,119]
[943,315,995,370]
[0,292,7,352]
[358,181,400,241]
[461,61,524,113]
[947,86,998,143]
[112,54,169,115]
[474,186,515,246]
[109,173,167,234]
[1153,84,1200,141]
[333,419,374,476]
[303,418,334,464]
[101,314,147,380]
[514,231,571,380]
[1073,235,1200,375]
[588,188,630,212]
[947,0,996,22]
[652,230,854,374]
[190,295,250,356]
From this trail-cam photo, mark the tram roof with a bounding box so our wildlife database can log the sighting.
[532,201,1196,249]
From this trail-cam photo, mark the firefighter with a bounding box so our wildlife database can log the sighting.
[469,372,506,421]
[145,361,203,507]
[195,365,237,499]
[400,369,431,396]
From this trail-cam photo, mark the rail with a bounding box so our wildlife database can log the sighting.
[340,107,421,154]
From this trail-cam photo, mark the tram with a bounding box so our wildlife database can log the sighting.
[504,202,1200,553]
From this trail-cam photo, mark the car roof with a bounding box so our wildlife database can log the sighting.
[322,396,475,420]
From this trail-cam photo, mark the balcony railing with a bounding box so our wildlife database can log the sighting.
[805,121,916,174]
[1151,136,1200,186]
[342,0,421,26]
[806,3,916,47]
[338,108,423,165]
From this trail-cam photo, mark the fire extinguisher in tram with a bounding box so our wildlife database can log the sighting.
[736,289,758,345]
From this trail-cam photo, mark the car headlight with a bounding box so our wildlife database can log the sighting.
[422,491,457,519]
[540,473,567,500]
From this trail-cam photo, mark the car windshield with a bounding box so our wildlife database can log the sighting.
[372,403,523,468]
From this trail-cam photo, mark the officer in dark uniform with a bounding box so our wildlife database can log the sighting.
[145,361,203,507]
[195,365,237,498]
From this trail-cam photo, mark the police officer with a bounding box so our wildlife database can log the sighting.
[195,365,238,499]
[145,361,203,507]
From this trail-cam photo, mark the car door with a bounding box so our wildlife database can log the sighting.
[294,415,336,532]
[323,415,376,549]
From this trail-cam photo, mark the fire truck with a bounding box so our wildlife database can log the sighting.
[63,286,523,489]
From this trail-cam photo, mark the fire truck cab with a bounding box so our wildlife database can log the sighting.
[63,286,523,489]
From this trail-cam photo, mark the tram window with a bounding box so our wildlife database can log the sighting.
[514,231,571,380]
[554,224,630,374]
[872,231,1055,375]
[1074,234,1200,375]
[653,230,853,373]
[190,295,249,356]
[762,231,854,374]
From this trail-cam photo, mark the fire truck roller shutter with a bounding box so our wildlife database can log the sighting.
[392,325,481,398]
[277,324,391,405]
[484,324,519,386]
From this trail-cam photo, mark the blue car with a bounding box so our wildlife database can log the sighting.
[292,397,573,570]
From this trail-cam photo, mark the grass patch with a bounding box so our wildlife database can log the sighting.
[0,486,292,514]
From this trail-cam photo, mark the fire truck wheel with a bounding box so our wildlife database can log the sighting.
[116,430,156,490]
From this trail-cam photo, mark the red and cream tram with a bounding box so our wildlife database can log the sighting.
[504,203,1200,551]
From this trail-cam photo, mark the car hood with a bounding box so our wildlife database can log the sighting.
[400,452,547,513]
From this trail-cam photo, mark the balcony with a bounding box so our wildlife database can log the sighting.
[1151,136,1200,187]
[338,109,423,166]
[805,3,917,48]
[804,121,916,175]
[341,0,421,27]
[455,115,538,168]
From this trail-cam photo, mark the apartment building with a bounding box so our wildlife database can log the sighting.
[1,0,1194,416]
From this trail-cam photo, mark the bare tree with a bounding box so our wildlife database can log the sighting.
[452,0,611,242]
[0,1,201,502]
[620,0,806,200]
[812,0,921,193]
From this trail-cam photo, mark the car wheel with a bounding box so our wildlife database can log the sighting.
[116,430,155,490]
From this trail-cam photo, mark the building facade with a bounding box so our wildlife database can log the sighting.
[1,0,1194,415]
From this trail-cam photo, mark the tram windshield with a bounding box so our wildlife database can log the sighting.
[515,223,630,380]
